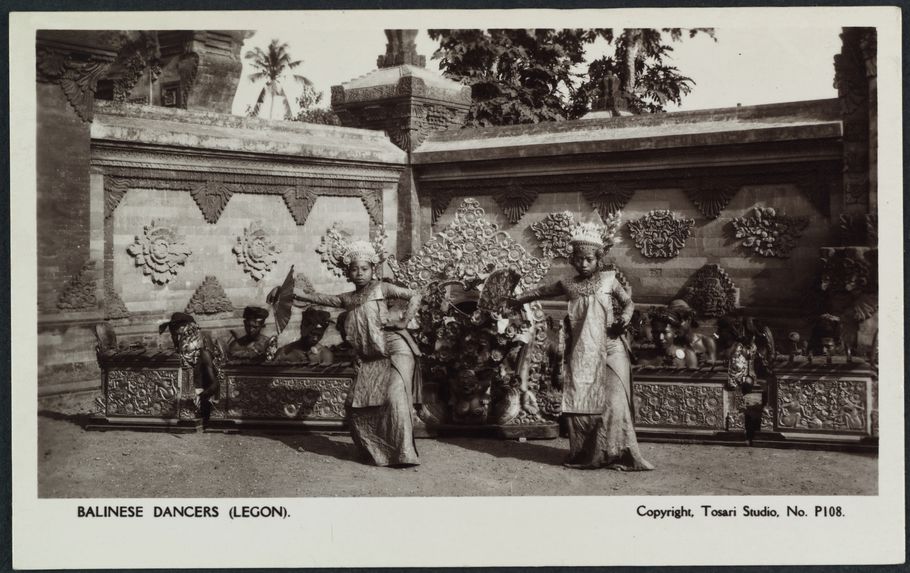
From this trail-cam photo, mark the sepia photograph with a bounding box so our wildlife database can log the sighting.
[10,6,904,569]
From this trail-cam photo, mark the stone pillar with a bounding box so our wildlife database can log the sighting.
[331,30,471,257]
[833,27,877,221]
[36,31,122,314]
[817,28,878,358]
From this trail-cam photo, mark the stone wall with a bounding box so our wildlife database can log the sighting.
[432,183,831,311]
[37,101,405,395]
[415,99,847,324]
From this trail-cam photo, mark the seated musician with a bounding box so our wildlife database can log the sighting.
[227,306,275,360]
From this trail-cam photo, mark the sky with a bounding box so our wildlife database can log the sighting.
[231,27,842,119]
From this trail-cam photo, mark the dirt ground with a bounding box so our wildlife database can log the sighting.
[37,393,877,498]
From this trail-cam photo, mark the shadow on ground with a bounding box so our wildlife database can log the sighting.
[437,437,567,466]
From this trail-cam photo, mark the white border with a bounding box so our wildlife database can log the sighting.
[11,7,905,568]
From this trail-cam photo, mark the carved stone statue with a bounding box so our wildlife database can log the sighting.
[227,306,276,360]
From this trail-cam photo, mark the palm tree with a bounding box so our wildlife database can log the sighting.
[245,39,313,120]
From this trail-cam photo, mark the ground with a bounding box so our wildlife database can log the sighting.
[37,393,877,498]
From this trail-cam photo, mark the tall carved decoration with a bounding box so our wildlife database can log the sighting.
[127,221,192,285]
[626,210,695,258]
[583,185,634,221]
[190,180,233,224]
[681,264,738,318]
[685,183,738,219]
[731,207,810,258]
[282,186,319,226]
[834,27,876,209]
[233,221,281,281]
[36,41,117,122]
[56,260,97,311]
[185,276,234,314]
[388,198,550,294]
[530,211,621,259]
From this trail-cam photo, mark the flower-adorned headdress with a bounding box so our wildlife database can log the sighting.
[317,223,388,276]
[569,222,606,249]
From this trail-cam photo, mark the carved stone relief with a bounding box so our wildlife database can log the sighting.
[104,177,130,219]
[282,186,319,226]
[681,264,738,318]
[190,180,233,224]
[57,260,97,311]
[185,276,234,314]
[626,210,695,258]
[731,207,810,258]
[37,44,114,122]
[360,188,384,226]
[127,221,192,284]
[583,185,634,221]
[492,186,538,225]
[776,378,868,434]
[820,247,878,321]
[530,211,622,259]
[530,211,575,259]
[632,383,725,429]
[685,184,738,219]
[233,221,281,281]
[388,198,550,293]
[104,285,131,319]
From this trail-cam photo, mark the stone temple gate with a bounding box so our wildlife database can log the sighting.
[36,28,878,448]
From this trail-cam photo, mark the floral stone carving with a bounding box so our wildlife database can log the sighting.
[388,198,550,294]
[731,207,809,258]
[681,264,738,318]
[627,210,695,258]
[185,276,234,314]
[530,211,622,259]
[127,221,192,285]
[233,221,281,281]
[57,260,97,311]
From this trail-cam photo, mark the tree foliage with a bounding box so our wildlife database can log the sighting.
[292,85,341,126]
[429,28,714,127]
[245,39,313,120]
